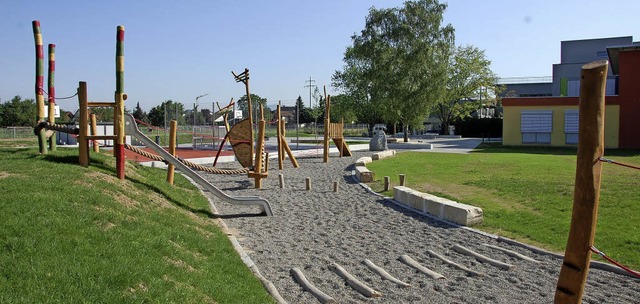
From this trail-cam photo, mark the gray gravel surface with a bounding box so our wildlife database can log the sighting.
[202,151,639,303]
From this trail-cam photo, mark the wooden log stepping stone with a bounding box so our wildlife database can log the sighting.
[452,244,514,270]
[482,243,540,263]
[290,268,337,304]
[363,259,411,288]
[328,263,382,298]
[426,250,485,277]
[399,254,445,280]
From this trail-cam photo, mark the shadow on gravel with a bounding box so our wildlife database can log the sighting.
[376,198,459,229]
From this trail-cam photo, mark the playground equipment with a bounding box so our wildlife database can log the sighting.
[230,68,269,188]
[124,114,273,216]
[32,21,56,154]
[322,87,352,163]
[276,101,299,170]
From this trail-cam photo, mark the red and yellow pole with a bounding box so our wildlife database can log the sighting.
[47,43,57,151]
[32,20,47,154]
[115,25,126,180]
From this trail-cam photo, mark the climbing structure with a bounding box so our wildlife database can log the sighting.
[276,101,299,169]
[231,68,268,188]
[323,87,352,163]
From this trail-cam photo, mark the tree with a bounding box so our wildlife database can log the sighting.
[132,102,148,123]
[328,94,357,124]
[334,0,454,141]
[0,96,36,126]
[148,100,185,127]
[435,45,498,134]
[295,95,313,123]
[237,94,268,122]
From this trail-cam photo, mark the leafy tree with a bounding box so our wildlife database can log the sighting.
[148,100,185,127]
[328,94,357,124]
[295,95,313,123]
[334,0,454,141]
[132,102,148,123]
[0,96,36,126]
[237,94,267,122]
[436,45,498,134]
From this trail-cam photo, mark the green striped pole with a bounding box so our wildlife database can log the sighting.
[115,25,126,180]
[32,20,47,154]
[48,43,57,151]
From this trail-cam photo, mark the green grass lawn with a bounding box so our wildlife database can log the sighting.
[366,144,640,269]
[0,146,274,303]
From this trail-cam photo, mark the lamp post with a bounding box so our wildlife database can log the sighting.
[194,93,208,135]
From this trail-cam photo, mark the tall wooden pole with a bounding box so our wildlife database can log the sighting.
[277,102,284,170]
[554,60,608,304]
[115,25,126,180]
[323,87,330,163]
[47,43,57,151]
[167,120,177,185]
[78,82,89,167]
[244,69,254,160]
[90,114,99,153]
[32,20,47,154]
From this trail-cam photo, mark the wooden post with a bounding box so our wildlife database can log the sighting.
[554,60,608,304]
[277,102,284,170]
[279,173,284,189]
[399,174,406,187]
[90,114,99,152]
[32,20,47,154]
[78,82,89,167]
[333,181,338,192]
[384,176,390,191]
[305,177,311,191]
[114,25,126,180]
[47,43,56,151]
[167,120,177,185]
[253,119,266,189]
[323,90,331,163]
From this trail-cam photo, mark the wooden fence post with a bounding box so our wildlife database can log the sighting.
[399,174,406,187]
[167,120,177,185]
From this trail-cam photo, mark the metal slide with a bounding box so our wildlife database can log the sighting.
[124,114,273,216]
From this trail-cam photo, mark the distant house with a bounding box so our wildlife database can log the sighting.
[272,106,297,123]
[502,37,640,149]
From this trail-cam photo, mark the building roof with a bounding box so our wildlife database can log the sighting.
[607,45,640,75]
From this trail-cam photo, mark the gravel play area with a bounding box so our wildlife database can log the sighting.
[201,151,639,303]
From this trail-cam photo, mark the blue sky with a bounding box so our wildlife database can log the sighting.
[2,0,639,112]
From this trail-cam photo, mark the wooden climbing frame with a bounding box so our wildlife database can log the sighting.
[323,86,352,163]
[276,101,299,170]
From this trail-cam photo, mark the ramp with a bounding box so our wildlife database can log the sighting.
[124,114,273,216]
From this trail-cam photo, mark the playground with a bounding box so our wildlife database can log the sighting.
[10,18,639,304]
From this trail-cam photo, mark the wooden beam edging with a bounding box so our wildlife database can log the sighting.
[398,254,445,280]
[328,262,382,298]
[426,250,484,277]
[482,243,540,263]
[363,259,411,288]
[452,244,514,270]
[290,268,337,304]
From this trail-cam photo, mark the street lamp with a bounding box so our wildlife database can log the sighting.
[194,93,209,135]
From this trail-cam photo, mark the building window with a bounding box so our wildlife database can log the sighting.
[564,110,579,144]
[521,110,552,144]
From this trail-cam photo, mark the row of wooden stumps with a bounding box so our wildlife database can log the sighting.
[32,20,56,154]
[382,174,406,191]
[277,174,339,192]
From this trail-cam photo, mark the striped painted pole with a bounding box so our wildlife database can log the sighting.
[47,43,57,151]
[32,20,47,154]
[115,25,126,180]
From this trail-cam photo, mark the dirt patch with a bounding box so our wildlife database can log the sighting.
[163,256,198,273]
[0,172,10,179]
[126,282,148,294]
